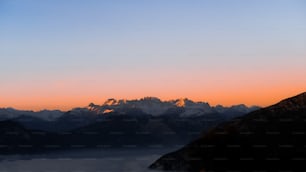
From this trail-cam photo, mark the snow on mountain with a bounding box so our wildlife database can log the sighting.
[88,97,175,116]
[87,97,257,117]
[174,98,185,107]
[181,100,212,117]
[0,97,259,121]
[130,97,174,116]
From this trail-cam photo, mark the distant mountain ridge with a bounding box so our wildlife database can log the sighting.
[0,108,64,121]
[0,97,260,153]
[149,92,306,171]
[88,97,259,117]
[0,97,259,121]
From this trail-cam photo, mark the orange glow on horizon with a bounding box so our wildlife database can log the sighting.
[1,64,305,111]
[1,88,305,111]
[1,1,306,113]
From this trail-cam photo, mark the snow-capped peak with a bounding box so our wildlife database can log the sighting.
[86,97,217,117]
[0,98,260,121]
[175,98,186,107]
[102,109,114,114]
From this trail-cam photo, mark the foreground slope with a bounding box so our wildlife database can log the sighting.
[149,92,306,171]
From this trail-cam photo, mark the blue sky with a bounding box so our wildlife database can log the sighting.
[0,0,306,110]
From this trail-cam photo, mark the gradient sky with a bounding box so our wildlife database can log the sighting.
[1,0,306,110]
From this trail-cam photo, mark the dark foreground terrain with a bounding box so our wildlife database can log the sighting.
[150,92,306,172]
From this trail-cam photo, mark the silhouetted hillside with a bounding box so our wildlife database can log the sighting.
[150,92,306,171]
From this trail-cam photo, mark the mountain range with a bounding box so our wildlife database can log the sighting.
[0,97,259,153]
[1,97,258,120]
[149,92,306,171]
[0,97,259,132]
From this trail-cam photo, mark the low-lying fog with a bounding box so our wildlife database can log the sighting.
[0,147,179,172]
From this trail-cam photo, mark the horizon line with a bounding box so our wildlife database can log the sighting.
[1,91,305,112]
[1,95,263,112]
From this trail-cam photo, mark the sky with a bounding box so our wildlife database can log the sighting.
[0,0,306,110]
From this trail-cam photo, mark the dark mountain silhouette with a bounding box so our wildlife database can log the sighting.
[62,112,228,147]
[149,92,306,172]
[1,98,259,132]
[0,100,259,154]
[0,120,55,154]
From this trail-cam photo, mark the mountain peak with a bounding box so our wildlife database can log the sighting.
[103,98,118,106]
[175,98,187,107]
[140,97,162,102]
[82,97,259,116]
